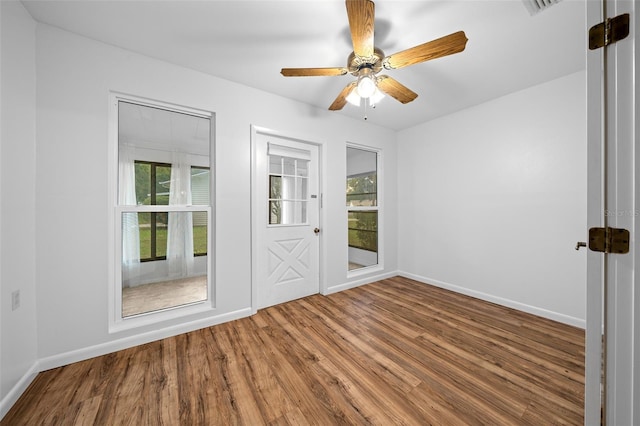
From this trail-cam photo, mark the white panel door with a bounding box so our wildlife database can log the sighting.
[254,132,320,309]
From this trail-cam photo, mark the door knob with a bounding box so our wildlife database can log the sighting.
[575,241,587,250]
[313,227,320,235]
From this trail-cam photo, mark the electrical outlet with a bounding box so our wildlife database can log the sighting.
[11,290,20,311]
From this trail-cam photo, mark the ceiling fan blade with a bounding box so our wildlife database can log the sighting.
[281,67,348,77]
[346,0,375,58]
[376,75,418,104]
[329,82,357,110]
[384,31,468,70]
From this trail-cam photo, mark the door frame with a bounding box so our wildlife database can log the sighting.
[250,125,325,313]
[585,0,638,423]
[584,1,604,423]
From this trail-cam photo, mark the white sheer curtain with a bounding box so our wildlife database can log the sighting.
[166,152,194,278]
[119,145,140,287]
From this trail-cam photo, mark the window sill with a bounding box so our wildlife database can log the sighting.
[347,264,384,279]
[109,299,214,334]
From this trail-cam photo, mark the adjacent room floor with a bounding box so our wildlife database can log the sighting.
[122,275,207,317]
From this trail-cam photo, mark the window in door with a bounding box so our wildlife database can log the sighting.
[268,147,310,225]
[114,99,212,326]
[347,146,379,270]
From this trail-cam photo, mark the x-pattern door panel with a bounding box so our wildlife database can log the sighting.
[269,237,310,285]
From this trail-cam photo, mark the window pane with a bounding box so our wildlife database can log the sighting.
[269,200,281,224]
[156,212,168,258]
[137,212,151,259]
[191,167,210,206]
[270,175,282,199]
[129,164,210,260]
[348,211,378,252]
[155,165,171,205]
[283,157,295,175]
[296,177,308,200]
[300,201,307,223]
[346,147,377,207]
[134,162,150,205]
[281,201,306,224]
[346,174,377,206]
[193,216,208,256]
[297,160,309,177]
[281,176,295,199]
[121,210,208,317]
[269,155,282,174]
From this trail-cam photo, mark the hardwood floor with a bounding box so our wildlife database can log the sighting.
[2,277,585,425]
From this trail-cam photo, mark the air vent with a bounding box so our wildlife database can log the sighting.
[522,0,561,15]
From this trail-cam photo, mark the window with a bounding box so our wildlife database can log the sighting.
[134,161,210,261]
[347,146,379,270]
[268,145,310,225]
[112,98,212,327]
[134,161,170,261]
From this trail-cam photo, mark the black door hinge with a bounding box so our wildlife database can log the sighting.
[589,13,630,50]
[589,227,630,254]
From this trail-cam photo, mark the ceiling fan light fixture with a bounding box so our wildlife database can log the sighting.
[369,88,385,105]
[346,89,362,106]
[356,67,377,98]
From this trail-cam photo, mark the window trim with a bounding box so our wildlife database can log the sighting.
[108,92,215,333]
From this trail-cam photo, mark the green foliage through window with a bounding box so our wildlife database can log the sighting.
[346,173,377,206]
[134,161,209,261]
[348,211,377,252]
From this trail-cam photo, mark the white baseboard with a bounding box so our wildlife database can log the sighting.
[325,270,398,295]
[38,307,253,372]
[398,271,586,329]
[0,362,39,420]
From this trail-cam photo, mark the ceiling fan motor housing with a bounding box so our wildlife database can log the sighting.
[347,47,385,76]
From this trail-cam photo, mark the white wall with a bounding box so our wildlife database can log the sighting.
[0,0,39,416]
[397,71,587,326]
[33,24,397,364]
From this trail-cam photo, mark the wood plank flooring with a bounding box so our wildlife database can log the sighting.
[2,276,585,425]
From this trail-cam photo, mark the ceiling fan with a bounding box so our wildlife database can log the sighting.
[281,0,468,112]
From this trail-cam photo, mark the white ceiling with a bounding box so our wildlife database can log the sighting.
[21,0,586,131]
